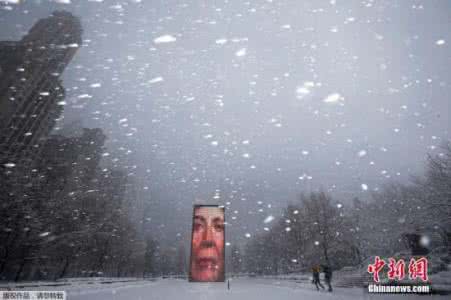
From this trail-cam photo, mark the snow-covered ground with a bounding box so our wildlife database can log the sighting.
[2,278,445,300]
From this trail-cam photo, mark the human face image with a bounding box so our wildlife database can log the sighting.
[189,205,225,282]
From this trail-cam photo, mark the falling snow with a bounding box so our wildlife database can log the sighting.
[153,34,177,44]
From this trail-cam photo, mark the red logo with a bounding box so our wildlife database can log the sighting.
[387,258,405,280]
[367,256,386,282]
[368,256,428,283]
[408,257,428,282]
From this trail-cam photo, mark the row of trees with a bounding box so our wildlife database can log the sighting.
[0,128,161,281]
[241,191,358,275]
[2,129,449,280]
[241,143,451,275]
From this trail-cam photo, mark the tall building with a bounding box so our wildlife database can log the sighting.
[0,11,82,174]
[35,128,107,201]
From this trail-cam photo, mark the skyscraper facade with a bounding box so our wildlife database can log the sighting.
[0,11,82,174]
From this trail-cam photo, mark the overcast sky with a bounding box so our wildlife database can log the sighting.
[1,0,450,246]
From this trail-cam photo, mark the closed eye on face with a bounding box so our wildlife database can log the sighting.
[194,216,205,232]
[212,217,224,232]
[194,222,203,232]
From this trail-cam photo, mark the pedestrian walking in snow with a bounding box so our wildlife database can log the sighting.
[322,264,333,292]
[311,265,325,291]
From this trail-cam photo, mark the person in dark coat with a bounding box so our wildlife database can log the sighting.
[322,264,333,292]
[311,265,325,291]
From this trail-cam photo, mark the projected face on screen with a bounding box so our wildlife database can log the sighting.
[189,205,225,282]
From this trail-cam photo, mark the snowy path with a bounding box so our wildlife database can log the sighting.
[63,278,444,300]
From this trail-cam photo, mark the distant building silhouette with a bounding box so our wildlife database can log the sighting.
[36,128,106,196]
[0,11,82,173]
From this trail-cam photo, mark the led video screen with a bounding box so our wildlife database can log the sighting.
[189,205,225,282]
